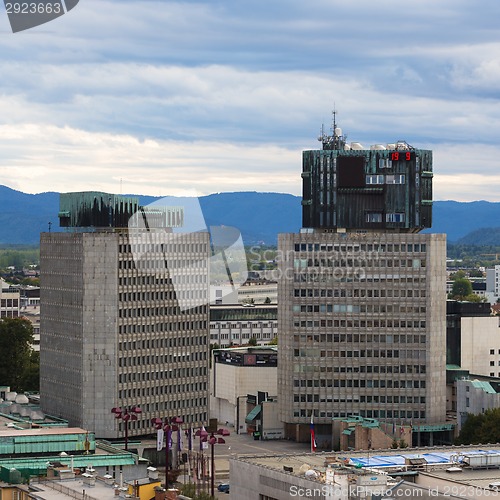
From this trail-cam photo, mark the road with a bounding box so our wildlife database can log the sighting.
[189,425,310,498]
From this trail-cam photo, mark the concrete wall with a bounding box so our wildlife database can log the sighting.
[457,379,500,431]
[81,234,119,438]
[211,360,277,430]
[40,232,86,428]
[212,363,277,405]
[461,316,500,377]
[426,234,447,423]
[262,401,283,439]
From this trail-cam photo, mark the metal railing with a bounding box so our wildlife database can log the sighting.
[33,479,102,500]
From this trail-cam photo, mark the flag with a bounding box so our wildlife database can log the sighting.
[178,426,183,451]
[310,415,317,452]
[168,428,173,448]
[392,422,396,435]
[157,428,164,452]
[188,428,193,451]
[200,426,208,450]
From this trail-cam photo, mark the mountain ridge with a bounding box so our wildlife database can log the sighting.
[0,184,499,245]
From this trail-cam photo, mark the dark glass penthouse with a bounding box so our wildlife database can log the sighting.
[302,126,433,232]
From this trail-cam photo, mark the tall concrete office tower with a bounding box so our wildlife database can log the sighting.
[278,118,447,446]
[40,192,210,439]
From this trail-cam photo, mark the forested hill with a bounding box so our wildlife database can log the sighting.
[1,184,500,245]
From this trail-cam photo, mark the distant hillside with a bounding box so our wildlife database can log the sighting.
[0,184,499,245]
[0,186,59,245]
[0,186,301,245]
[431,200,500,242]
[455,227,500,246]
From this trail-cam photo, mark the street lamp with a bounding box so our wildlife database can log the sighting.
[152,416,183,486]
[111,406,142,451]
[196,427,230,497]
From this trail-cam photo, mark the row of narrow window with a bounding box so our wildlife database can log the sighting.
[294,242,427,253]
[294,409,426,419]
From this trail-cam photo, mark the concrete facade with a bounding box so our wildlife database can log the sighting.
[278,232,447,435]
[210,346,277,433]
[40,230,210,439]
[460,316,500,377]
[456,378,500,431]
[210,281,277,305]
[0,279,20,318]
[209,303,277,347]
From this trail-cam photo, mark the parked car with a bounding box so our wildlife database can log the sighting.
[217,483,230,493]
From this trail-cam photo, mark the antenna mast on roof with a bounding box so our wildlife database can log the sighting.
[319,105,346,151]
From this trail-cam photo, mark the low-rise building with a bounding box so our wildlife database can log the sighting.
[210,346,278,435]
[230,445,500,499]
[455,374,500,431]
[0,279,20,318]
[211,280,277,305]
[447,301,500,377]
[210,303,277,347]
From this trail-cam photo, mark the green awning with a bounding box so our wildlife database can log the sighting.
[342,429,353,435]
[245,405,262,423]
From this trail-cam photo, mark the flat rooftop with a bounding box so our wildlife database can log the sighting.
[0,426,88,437]
[421,467,500,492]
[27,476,167,500]
[233,444,500,479]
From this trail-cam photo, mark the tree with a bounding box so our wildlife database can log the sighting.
[463,293,487,303]
[248,336,258,346]
[22,351,40,391]
[449,270,466,281]
[268,336,278,345]
[450,278,473,299]
[456,408,500,445]
[0,318,35,391]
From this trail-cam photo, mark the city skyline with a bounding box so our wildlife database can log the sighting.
[1,1,500,200]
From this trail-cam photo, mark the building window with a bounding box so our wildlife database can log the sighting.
[385,174,405,184]
[365,212,383,223]
[366,174,384,185]
[386,213,405,223]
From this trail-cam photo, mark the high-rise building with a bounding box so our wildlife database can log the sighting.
[278,119,447,446]
[40,192,210,439]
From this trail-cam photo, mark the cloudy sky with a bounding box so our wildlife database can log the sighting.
[1,0,500,200]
